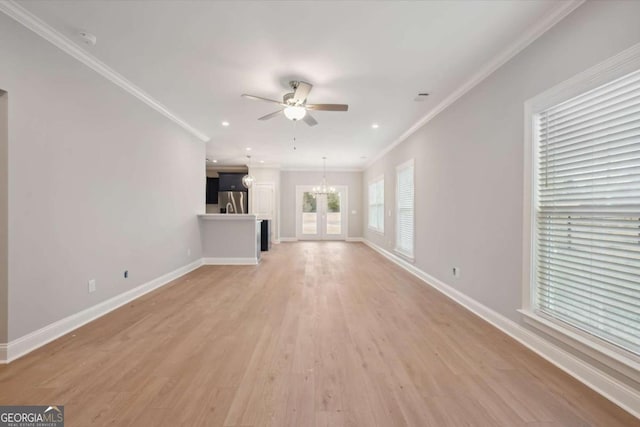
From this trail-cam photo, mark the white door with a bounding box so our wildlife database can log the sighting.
[251,182,275,219]
[296,185,347,240]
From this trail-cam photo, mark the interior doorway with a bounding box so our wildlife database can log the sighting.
[295,185,347,240]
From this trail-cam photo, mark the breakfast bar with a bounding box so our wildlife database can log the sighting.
[198,214,261,265]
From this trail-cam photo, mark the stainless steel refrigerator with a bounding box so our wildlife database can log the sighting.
[218,191,248,214]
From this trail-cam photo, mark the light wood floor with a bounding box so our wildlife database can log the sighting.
[0,242,638,426]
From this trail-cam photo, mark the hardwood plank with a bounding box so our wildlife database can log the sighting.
[0,241,637,426]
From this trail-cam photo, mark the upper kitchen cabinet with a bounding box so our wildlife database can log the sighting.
[206,177,219,204]
[218,173,247,192]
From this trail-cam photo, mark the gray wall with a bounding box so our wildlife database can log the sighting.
[0,91,7,344]
[363,0,640,323]
[280,170,362,239]
[0,15,205,341]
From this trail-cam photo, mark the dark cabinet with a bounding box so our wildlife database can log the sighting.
[218,173,246,192]
[206,177,219,204]
[260,220,270,251]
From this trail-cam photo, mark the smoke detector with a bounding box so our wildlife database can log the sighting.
[78,31,97,46]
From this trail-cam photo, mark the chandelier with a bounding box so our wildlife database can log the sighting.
[312,157,336,196]
[242,155,254,188]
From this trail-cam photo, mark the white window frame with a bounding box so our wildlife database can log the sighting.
[395,159,415,260]
[368,175,385,233]
[521,42,640,380]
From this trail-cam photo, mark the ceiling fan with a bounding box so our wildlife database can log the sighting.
[241,81,348,126]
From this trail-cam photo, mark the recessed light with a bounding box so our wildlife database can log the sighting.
[246,147,252,151]
[259,160,265,164]
[221,121,230,127]
[372,123,379,129]
[212,159,218,163]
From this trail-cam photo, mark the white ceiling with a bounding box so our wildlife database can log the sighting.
[16,0,570,169]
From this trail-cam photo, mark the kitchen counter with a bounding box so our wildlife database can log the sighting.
[198,214,261,265]
[198,214,257,221]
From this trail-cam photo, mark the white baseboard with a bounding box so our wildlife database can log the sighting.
[361,239,640,420]
[280,237,364,243]
[202,257,257,265]
[0,258,203,364]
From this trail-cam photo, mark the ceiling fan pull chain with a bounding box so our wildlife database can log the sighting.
[293,120,298,150]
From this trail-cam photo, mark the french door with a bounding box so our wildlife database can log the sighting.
[296,185,347,240]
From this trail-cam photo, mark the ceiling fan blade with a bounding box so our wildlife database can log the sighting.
[303,113,318,127]
[305,104,349,111]
[241,94,285,105]
[293,81,312,103]
[258,110,283,120]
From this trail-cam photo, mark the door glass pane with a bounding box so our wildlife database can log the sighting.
[302,192,317,234]
[326,192,341,235]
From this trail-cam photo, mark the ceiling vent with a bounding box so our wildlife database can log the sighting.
[414,93,430,102]
[78,31,97,46]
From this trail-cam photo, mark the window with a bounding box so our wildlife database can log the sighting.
[529,65,640,357]
[396,160,414,258]
[368,176,384,232]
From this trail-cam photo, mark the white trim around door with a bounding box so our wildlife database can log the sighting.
[295,185,348,241]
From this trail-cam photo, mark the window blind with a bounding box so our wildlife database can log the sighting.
[396,161,414,257]
[535,68,640,355]
[368,178,384,232]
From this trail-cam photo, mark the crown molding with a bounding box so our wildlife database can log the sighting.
[365,0,585,169]
[0,0,210,142]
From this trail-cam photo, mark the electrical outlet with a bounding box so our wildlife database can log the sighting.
[452,267,461,278]
[124,270,128,279]
[88,279,96,293]
[187,248,191,257]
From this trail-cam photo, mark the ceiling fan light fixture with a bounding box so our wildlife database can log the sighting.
[284,106,306,121]
[242,81,348,126]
